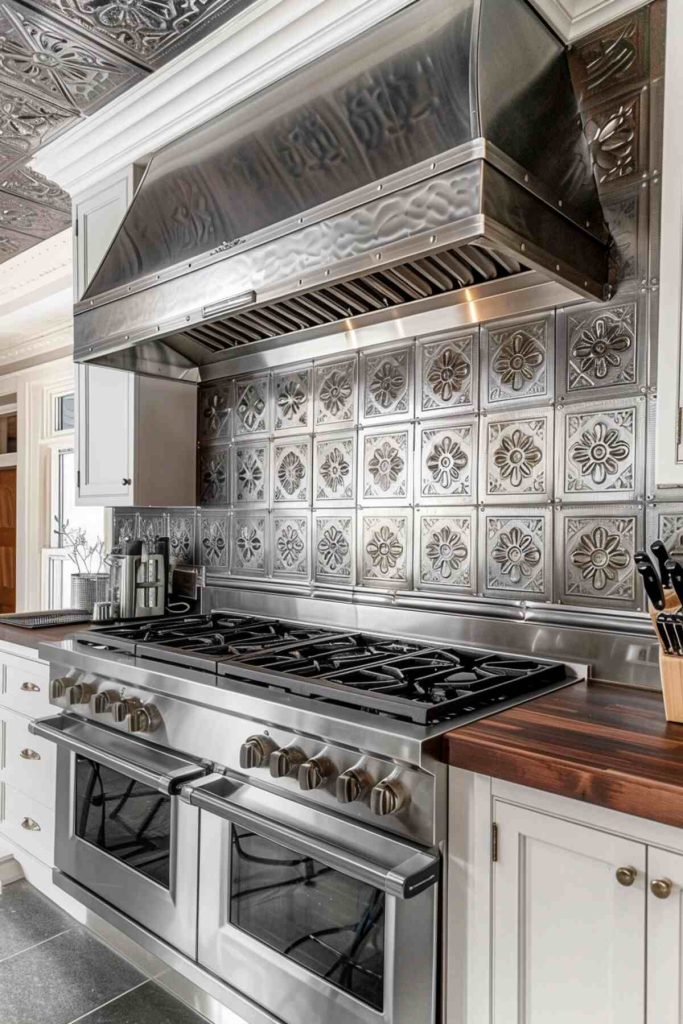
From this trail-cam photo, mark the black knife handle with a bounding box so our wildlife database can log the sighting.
[636,561,665,610]
[666,559,683,607]
[651,541,672,588]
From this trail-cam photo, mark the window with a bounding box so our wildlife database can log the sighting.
[55,393,74,432]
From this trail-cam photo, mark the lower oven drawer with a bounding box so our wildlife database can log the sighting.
[1,706,56,807]
[0,781,55,866]
[0,656,51,718]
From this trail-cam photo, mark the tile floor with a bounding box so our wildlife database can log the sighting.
[0,880,208,1024]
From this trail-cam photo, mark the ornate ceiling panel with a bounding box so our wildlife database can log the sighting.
[0,0,258,265]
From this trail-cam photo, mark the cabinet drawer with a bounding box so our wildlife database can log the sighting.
[0,782,54,866]
[0,657,51,718]
[1,706,56,807]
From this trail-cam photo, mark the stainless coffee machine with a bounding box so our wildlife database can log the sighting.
[108,538,167,620]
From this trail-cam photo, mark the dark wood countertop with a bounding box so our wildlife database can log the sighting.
[0,621,93,654]
[443,681,683,829]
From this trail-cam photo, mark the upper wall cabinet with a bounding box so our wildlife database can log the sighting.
[74,166,143,300]
[76,364,196,508]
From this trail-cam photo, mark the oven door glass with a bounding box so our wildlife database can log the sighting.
[230,824,385,1011]
[74,755,171,888]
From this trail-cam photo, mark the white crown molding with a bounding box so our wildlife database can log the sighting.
[530,0,651,40]
[31,0,417,197]
[0,229,71,316]
[0,323,73,366]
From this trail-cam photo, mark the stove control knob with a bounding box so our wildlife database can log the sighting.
[239,735,276,770]
[298,757,332,792]
[269,746,305,779]
[370,777,407,817]
[66,682,94,706]
[111,698,142,724]
[50,677,74,701]
[127,704,160,734]
[336,768,369,804]
[93,690,121,715]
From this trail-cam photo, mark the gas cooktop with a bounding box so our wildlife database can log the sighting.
[76,613,575,726]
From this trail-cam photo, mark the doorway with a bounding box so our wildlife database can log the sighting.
[0,467,17,612]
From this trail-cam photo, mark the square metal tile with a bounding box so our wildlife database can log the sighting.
[582,87,649,194]
[233,373,270,436]
[360,424,413,505]
[602,185,649,297]
[480,407,553,504]
[555,505,643,610]
[231,512,268,577]
[313,353,358,430]
[313,511,355,586]
[314,431,356,506]
[360,341,414,423]
[480,507,552,602]
[415,508,476,593]
[568,6,651,105]
[112,512,137,547]
[198,511,229,571]
[272,512,311,580]
[233,440,269,508]
[482,311,555,408]
[646,504,683,558]
[272,437,312,507]
[416,327,478,416]
[138,512,169,547]
[556,295,646,400]
[556,395,646,503]
[198,445,229,506]
[168,510,196,566]
[416,417,476,505]
[359,509,413,590]
[198,382,232,442]
[272,363,312,433]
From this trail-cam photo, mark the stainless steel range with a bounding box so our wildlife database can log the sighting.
[33,612,583,1024]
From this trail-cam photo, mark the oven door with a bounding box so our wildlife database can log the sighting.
[182,773,439,1024]
[30,714,208,957]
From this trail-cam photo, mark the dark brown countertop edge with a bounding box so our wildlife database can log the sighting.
[0,621,94,654]
[442,681,683,830]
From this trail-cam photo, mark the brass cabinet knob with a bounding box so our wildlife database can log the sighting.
[21,817,40,831]
[20,682,40,693]
[650,878,673,900]
[616,866,638,887]
[19,748,40,761]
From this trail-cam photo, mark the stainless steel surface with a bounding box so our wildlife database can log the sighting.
[74,0,608,377]
[109,552,166,619]
[0,610,91,628]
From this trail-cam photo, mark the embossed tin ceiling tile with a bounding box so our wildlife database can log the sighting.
[198,380,232,443]
[569,6,650,105]
[272,511,310,581]
[232,439,268,508]
[0,222,41,256]
[233,372,269,437]
[582,87,649,194]
[313,511,354,586]
[360,424,413,506]
[168,509,196,566]
[272,436,312,508]
[314,431,356,507]
[415,507,476,594]
[482,310,555,408]
[198,509,229,570]
[555,504,643,610]
[359,508,412,591]
[0,80,78,155]
[416,328,478,417]
[557,296,646,401]
[198,444,229,506]
[0,163,70,212]
[231,511,268,578]
[601,186,649,297]
[360,342,414,424]
[0,2,142,114]
[480,506,551,602]
[313,353,357,432]
[138,510,169,547]
[556,395,646,504]
[480,407,553,506]
[112,511,137,547]
[0,190,69,236]
[272,364,312,434]
[416,417,476,507]
[646,504,683,563]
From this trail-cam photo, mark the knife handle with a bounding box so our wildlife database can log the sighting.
[666,559,683,607]
[651,541,673,588]
[636,561,665,610]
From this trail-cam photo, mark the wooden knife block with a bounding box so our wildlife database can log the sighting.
[650,591,683,723]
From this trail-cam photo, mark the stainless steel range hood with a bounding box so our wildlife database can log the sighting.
[74,0,610,381]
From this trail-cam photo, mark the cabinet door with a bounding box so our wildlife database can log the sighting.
[492,801,646,1024]
[74,168,138,299]
[76,363,135,505]
[647,846,683,1021]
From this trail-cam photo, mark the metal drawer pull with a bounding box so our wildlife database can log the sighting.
[20,682,40,693]
[21,817,40,831]
[19,748,40,760]
[616,866,637,887]
[650,878,673,899]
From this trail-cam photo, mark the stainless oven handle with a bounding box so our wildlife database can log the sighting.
[182,774,439,900]
[29,715,208,795]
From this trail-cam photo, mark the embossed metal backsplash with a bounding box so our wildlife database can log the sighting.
[115,2,673,620]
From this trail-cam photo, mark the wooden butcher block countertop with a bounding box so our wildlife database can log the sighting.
[443,681,683,829]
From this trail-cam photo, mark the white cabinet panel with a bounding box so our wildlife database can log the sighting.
[0,706,56,808]
[492,800,646,1024]
[0,782,55,866]
[77,363,134,504]
[75,168,139,300]
[0,656,51,719]
[647,846,683,1022]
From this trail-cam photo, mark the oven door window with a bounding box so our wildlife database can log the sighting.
[74,756,171,888]
[229,825,385,1011]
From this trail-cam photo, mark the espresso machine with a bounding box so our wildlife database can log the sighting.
[108,538,167,620]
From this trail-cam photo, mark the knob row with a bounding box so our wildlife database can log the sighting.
[239,734,406,816]
[50,678,158,733]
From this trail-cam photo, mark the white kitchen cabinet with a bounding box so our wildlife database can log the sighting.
[646,846,683,1021]
[74,166,142,300]
[76,362,196,507]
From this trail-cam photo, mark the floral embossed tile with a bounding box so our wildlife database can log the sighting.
[481,507,552,602]
[416,329,477,416]
[198,446,229,506]
[556,396,646,503]
[481,408,553,505]
[273,438,312,507]
[198,382,232,442]
[231,513,268,577]
[314,355,357,430]
[198,512,229,571]
[272,513,310,580]
[417,419,476,505]
[359,510,412,589]
[234,374,269,436]
[233,441,269,507]
[314,512,354,585]
[360,342,413,423]
[555,506,642,610]
[557,298,646,401]
[482,312,554,408]
[415,509,475,592]
[361,425,413,505]
[273,365,312,433]
[314,432,356,506]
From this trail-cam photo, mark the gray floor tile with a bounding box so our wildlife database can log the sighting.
[0,880,73,961]
[76,981,208,1023]
[0,924,144,1024]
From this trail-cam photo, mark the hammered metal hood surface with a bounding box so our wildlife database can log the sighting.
[75,0,610,378]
